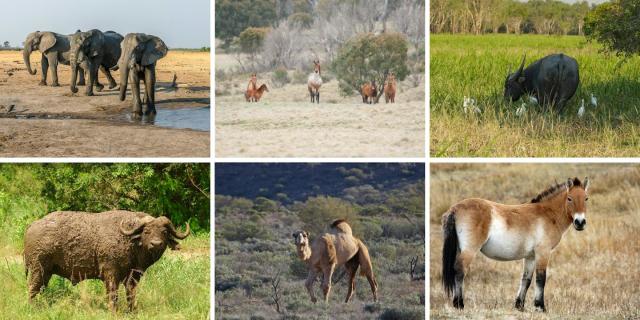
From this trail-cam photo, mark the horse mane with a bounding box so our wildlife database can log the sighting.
[530,177,585,203]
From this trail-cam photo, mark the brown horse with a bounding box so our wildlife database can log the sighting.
[442,177,589,312]
[244,73,257,102]
[307,60,323,103]
[385,72,396,103]
[360,81,377,104]
[252,84,269,102]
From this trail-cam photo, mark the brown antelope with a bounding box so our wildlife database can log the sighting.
[307,60,322,103]
[442,177,589,312]
[252,84,269,102]
[385,72,397,103]
[360,81,377,104]
[244,73,257,102]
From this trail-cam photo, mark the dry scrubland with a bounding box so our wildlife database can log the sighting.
[431,35,640,157]
[430,164,640,319]
[215,54,425,158]
[0,50,210,157]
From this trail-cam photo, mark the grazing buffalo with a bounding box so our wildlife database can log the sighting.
[504,53,579,112]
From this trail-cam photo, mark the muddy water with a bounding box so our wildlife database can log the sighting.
[1,106,211,132]
[123,107,210,131]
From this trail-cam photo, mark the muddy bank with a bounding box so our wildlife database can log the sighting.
[0,50,210,157]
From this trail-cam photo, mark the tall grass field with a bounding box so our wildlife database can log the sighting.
[430,164,640,318]
[431,34,640,157]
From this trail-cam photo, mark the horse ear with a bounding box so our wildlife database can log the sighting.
[583,177,590,192]
[566,178,573,190]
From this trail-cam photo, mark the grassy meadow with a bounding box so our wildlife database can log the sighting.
[0,165,210,319]
[430,164,640,319]
[431,34,640,157]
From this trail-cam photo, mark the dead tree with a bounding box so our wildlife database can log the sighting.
[271,270,284,314]
[410,256,425,281]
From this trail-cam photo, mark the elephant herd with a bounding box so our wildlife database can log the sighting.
[23,29,168,117]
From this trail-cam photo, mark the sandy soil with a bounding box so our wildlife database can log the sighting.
[215,76,425,157]
[0,50,210,157]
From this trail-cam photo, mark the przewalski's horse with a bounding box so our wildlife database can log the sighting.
[385,72,397,103]
[244,73,257,102]
[360,81,377,104]
[293,219,378,303]
[307,60,323,103]
[251,84,269,102]
[442,177,590,312]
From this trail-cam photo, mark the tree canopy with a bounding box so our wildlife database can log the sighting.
[585,0,640,57]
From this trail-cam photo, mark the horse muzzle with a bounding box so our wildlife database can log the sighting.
[573,215,586,231]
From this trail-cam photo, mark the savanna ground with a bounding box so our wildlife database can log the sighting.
[0,50,210,157]
[430,164,640,319]
[215,55,425,158]
[0,164,211,319]
[430,34,640,157]
[215,184,425,319]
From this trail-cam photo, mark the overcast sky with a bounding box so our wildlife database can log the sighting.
[2,0,209,48]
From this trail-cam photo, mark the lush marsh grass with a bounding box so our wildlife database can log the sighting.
[431,34,640,157]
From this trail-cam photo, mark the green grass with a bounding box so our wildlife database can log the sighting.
[0,233,210,320]
[430,34,640,157]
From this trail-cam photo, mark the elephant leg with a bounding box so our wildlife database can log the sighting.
[131,72,143,118]
[94,67,104,92]
[143,66,156,115]
[47,53,60,87]
[77,68,86,86]
[100,65,117,89]
[85,64,96,96]
[39,55,48,86]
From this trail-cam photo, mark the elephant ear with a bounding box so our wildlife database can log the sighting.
[88,30,104,57]
[40,32,57,53]
[141,35,168,66]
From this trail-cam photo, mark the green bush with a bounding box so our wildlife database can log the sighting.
[236,27,270,54]
[382,220,418,240]
[271,68,291,88]
[254,197,279,212]
[298,196,360,236]
[220,221,272,241]
[585,0,640,58]
[288,12,313,29]
[332,33,409,96]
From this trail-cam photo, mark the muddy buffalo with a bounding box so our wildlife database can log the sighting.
[504,53,580,112]
[23,210,190,311]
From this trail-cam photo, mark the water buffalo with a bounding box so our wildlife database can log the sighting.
[24,210,190,311]
[504,53,579,112]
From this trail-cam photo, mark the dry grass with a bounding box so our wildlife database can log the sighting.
[215,55,425,157]
[430,164,640,319]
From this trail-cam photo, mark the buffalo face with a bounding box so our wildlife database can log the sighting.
[120,216,190,255]
[504,55,527,102]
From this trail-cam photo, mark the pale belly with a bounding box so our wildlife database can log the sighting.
[480,218,538,261]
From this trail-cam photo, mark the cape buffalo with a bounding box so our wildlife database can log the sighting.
[504,53,580,112]
[23,210,190,311]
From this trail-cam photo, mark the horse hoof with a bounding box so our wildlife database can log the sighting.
[38,81,46,86]
[51,83,60,87]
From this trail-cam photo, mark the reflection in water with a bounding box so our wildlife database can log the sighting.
[125,106,210,131]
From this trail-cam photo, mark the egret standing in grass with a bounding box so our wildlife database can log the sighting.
[516,102,526,116]
[591,93,597,108]
[528,95,538,105]
[578,99,585,117]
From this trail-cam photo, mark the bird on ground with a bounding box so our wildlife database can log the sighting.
[578,99,585,117]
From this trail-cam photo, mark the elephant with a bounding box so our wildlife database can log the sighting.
[69,29,123,96]
[115,33,168,117]
[23,31,87,87]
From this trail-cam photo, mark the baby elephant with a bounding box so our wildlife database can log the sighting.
[24,210,189,312]
[115,33,168,118]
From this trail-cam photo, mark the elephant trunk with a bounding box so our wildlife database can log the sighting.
[119,63,129,101]
[23,47,36,75]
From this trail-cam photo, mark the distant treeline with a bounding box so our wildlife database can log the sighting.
[431,0,592,35]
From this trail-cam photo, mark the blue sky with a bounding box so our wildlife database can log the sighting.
[2,0,209,48]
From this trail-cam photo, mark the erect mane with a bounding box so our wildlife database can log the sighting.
[530,177,585,203]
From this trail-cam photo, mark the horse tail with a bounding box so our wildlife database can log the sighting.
[322,235,337,265]
[442,210,459,297]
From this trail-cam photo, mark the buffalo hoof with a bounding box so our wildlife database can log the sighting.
[96,84,104,92]
[77,81,86,86]
[108,83,117,90]
[38,81,47,86]
[51,82,60,87]
[86,91,94,97]
[70,87,78,94]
